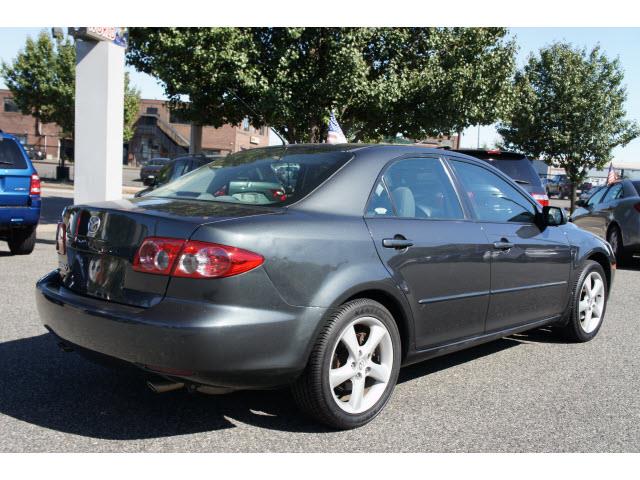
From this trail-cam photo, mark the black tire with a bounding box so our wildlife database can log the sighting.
[8,226,36,255]
[607,225,629,266]
[292,299,401,430]
[560,260,608,342]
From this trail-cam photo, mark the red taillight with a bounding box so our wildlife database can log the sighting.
[56,222,66,255]
[132,237,185,275]
[30,174,41,195]
[173,241,264,279]
[132,237,264,279]
[634,203,640,213]
[486,149,501,155]
[532,193,549,207]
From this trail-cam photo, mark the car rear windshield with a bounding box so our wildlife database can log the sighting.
[458,151,542,188]
[632,181,640,195]
[0,138,28,169]
[148,147,352,207]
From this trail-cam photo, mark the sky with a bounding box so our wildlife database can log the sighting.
[1,27,639,162]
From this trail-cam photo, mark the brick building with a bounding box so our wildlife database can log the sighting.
[0,89,63,160]
[0,89,270,164]
[128,99,270,165]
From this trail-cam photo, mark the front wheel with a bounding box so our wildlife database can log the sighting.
[292,299,401,430]
[560,260,608,342]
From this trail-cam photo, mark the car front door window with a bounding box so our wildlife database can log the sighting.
[449,160,537,224]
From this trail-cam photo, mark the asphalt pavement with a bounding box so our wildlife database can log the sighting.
[0,192,638,452]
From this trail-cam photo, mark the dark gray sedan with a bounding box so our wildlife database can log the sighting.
[571,179,640,265]
[37,144,615,429]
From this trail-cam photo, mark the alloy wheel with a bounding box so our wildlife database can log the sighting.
[578,271,606,334]
[329,316,393,414]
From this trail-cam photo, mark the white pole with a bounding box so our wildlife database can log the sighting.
[74,39,124,204]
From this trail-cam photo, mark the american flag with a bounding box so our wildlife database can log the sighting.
[607,163,619,184]
[327,111,347,144]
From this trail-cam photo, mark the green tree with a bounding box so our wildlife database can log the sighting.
[123,72,141,142]
[2,30,142,156]
[1,30,75,136]
[127,27,516,144]
[498,42,640,212]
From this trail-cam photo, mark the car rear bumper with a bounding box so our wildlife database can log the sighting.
[0,205,40,229]
[36,270,326,389]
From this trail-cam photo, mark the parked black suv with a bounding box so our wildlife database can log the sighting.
[454,149,549,206]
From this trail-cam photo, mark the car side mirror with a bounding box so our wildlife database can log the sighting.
[575,199,587,208]
[143,176,157,187]
[542,206,567,226]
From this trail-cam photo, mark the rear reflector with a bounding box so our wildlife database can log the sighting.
[532,193,550,207]
[132,237,264,279]
[30,174,41,195]
[634,203,640,213]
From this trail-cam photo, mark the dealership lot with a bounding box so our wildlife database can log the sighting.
[0,191,639,452]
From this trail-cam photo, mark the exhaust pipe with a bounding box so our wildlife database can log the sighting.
[146,380,185,394]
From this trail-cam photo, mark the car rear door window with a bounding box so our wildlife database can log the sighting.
[374,157,464,220]
[366,180,395,217]
[601,183,623,202]
[587,186,607,207]
[449,159,537,223]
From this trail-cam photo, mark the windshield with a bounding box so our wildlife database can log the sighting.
[148,147,352,207]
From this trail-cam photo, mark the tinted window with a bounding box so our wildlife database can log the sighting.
[380,158,464,220]
[0,138,28,169]
[602,183,623,202]
[587,186,607,207]
[632,181,640,196]
[149,148,351,207]
[450,160,536,223]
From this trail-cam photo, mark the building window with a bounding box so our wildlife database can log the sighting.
[260,126,266,136]
[242,117,250,131]
[3,97,19,113]
[169,109,189,124]
[146,107,158,115]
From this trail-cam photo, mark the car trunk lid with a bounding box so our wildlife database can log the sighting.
[59,197,275,307]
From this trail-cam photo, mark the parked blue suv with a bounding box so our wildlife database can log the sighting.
[0,131,41,255]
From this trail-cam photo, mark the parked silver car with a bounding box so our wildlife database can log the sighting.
[571,179,640,264]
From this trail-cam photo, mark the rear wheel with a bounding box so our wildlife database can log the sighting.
[8,226,36,255]
[292,299,401,430]
[560,260,608,342]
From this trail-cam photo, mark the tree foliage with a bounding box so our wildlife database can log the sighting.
[127,27,516,143]
[1,30,141,143]
[1,30,75,136]
[123,72,141,142]
[498,42,640,210]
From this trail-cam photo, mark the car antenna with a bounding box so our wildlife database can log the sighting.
[225,88,287,146]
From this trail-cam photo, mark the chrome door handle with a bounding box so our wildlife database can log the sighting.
[382,238,414,249]
[493,241,514,250]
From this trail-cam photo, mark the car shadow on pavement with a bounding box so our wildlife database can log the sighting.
[0,331,554,441]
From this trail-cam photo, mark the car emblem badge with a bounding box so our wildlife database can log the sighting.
[87,215,101,237]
